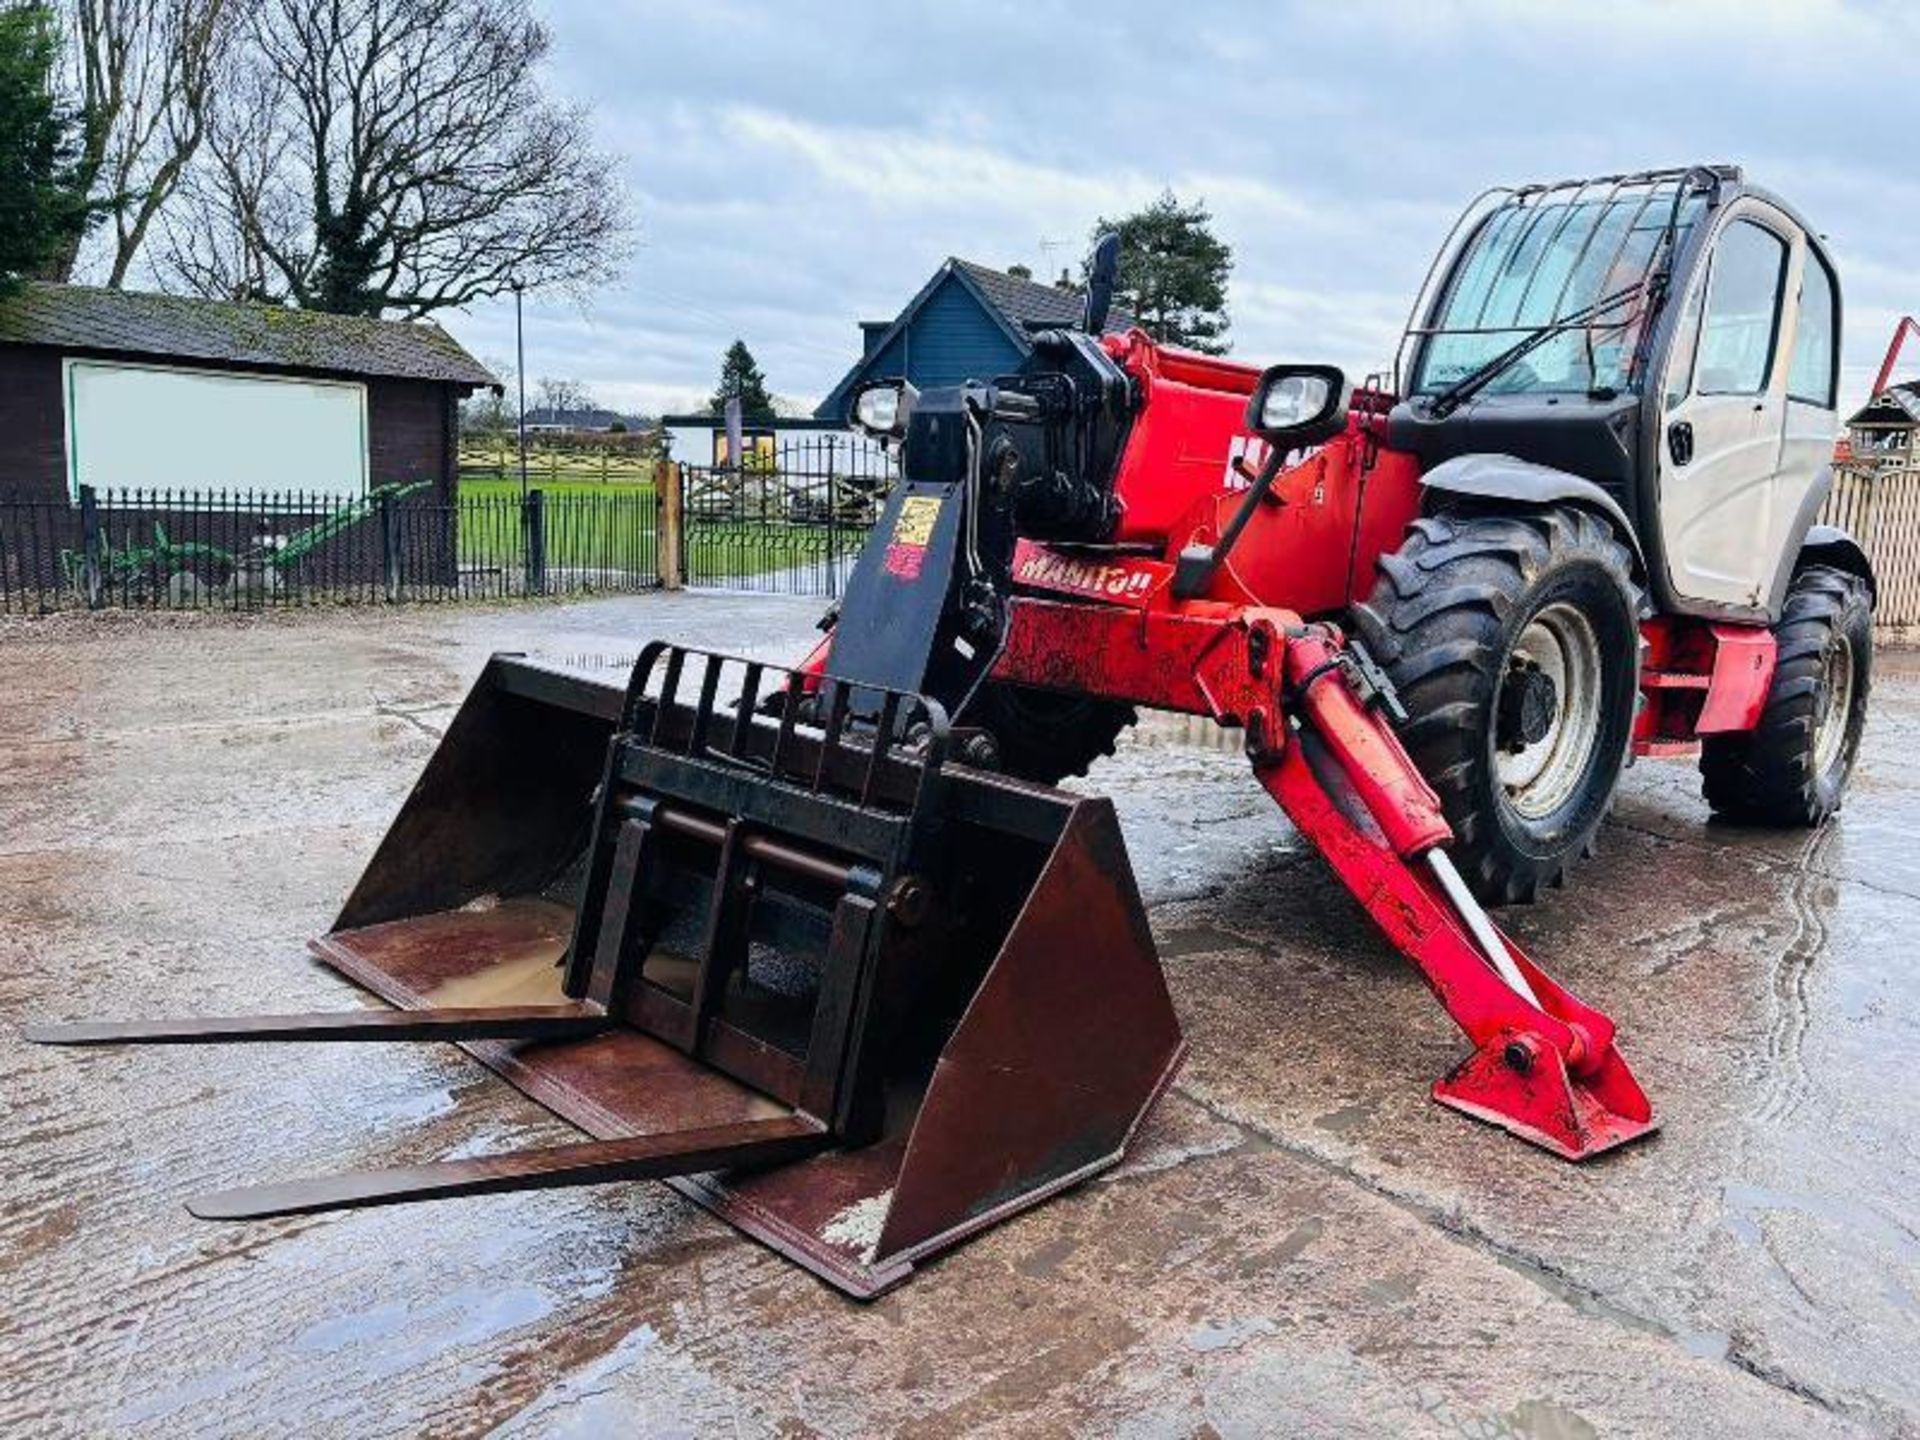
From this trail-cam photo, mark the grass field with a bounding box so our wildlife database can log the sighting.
[683,519,867,586]
[449,482,869,585]
[451,486,656,576]
[460,474,656,502]
[453,443,888,587]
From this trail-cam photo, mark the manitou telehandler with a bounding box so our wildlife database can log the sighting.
[31,166,1875,1298]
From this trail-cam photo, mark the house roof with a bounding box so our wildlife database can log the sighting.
[814,257,1136,419]
[948,259,1137,339]
[0,282,497,388]
[524,406,649,430]
[659,413,847,431]
[1847,382,1920,427]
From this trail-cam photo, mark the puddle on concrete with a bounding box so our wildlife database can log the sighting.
[1505,1397,1601,1440]
[1155,923,1248,958]
[1723,1183,1920,1273]
[491,1323,660,1437]
[288,1282,557,1381]
[1187,1315,1278,1353]
[113,1359,265,1430]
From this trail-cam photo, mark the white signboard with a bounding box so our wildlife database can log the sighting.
[64,359,370,500]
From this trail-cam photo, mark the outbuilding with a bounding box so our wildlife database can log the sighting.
[0,282,496,504]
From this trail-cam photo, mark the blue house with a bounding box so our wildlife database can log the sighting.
[813,259,1134,421]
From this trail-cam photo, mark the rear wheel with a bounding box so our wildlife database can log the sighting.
[1700,566,1872,824]
[1353,506,1642,905]
[962,681,1135,783]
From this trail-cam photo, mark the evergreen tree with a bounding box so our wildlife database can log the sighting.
[0,3,89,293]
[708,338,776,424]
[1089,190,1232,354]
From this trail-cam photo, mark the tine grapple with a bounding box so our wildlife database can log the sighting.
[30,644,1182,1298]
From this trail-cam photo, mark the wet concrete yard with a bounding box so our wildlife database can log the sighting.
[3,594,1918,1436]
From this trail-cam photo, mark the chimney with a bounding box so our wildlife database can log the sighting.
[859,320,890,358]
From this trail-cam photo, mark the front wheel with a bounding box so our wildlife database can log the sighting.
[1701,566,1872,825]
[960,681,1135,784]
[1353,506,1643,905]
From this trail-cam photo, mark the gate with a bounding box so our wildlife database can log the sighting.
[678,436,895,595]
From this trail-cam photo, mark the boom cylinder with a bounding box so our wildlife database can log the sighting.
[1283,628,1452,858]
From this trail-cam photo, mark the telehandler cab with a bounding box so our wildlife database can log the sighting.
[30,166,1874,1298]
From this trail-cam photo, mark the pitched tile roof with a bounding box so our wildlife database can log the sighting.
[950,259,1136,336]
[1848,381,1920,427]
[0,282,496,387]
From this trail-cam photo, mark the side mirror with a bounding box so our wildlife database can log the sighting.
[1083,232,1121,334]
[1245,364,1351,450]
[851,378,917,440]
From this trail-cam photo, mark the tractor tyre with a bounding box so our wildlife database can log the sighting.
[1353,506,1642,906]
[1700,566,1872,825]
[962,681,1136,784]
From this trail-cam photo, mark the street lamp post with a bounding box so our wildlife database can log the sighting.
[512,278,529,502]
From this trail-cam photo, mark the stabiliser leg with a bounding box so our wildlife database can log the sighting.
[1253,624,1655,1159]
[994,597,1654,1161]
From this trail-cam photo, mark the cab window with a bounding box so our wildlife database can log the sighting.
[1692,220,1788,396]
[1788,249,1838,407]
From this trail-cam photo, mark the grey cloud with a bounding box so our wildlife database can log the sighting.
[442,0,1917,415]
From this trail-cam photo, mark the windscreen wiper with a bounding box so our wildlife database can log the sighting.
[1422,282,1646,420]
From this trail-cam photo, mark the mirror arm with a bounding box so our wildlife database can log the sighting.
[1171,443,1288,600]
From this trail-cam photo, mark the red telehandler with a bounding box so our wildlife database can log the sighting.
[29,166,1875,1297]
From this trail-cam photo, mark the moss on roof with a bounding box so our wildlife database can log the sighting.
[0,282,497,387]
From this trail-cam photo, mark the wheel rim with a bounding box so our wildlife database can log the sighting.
[1812,633,1856,777]
[1495,602,1605,821]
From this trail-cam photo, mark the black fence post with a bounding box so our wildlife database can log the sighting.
[824,436,840,596]
[379,489,400,602]
[524,488,546,596]
[78,484,103,610]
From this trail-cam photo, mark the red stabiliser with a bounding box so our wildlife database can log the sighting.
[994,597,1656,1161]
[1266,626,1653,1159]
[1263,738,1654,1159]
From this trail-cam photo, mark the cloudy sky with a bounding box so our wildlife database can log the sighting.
[438,0,1920,419]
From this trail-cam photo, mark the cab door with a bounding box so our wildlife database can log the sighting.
[1657,210,1793,610]
[1771,243,1841,583]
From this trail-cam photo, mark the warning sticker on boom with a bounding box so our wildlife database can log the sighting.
[892,496,942,547]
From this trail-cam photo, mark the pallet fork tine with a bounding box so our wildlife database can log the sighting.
[23,1004,608,1046]
[187,1116,829,1220]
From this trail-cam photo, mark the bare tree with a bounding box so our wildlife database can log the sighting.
[54,0,241,286]
[161,0,628,317]
[536,376,593,416]
[156,56,291,301]
[459,352,513,434]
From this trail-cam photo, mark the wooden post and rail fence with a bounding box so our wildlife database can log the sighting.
[1822,466,1920,627]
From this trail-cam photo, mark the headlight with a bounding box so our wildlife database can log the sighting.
[852,380,915,439]
[1259,375,1332,430]
[1244,364,1349,450]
